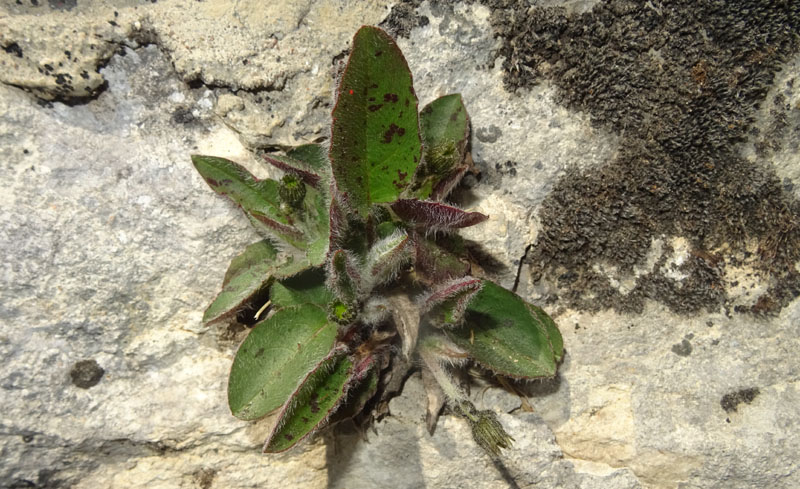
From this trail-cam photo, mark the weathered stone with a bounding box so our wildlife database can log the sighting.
[1,1,799,488]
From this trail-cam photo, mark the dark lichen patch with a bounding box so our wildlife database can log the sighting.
[671,338,692,357]
[379,0,426,39]
[486,0,800,314]
[69,359,105,389]
[721,387,760,413]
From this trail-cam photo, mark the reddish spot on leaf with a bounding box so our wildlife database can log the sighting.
[284,434,294,441]
[397,169,408,182]
[383,93,399,103]
[375,50,383,56]
[368,104,383,112]
[349,89,354,95]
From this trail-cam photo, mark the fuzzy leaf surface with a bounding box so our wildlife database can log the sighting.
[263,144,329,189]
[445,280,562,379]
[391,199,487,230]
[328,366,379,425]
[423,276,483,328]
[204,241,313,325]
[363,229,413,290]
[228,305,337,420]
[191,155,303,247]
[413,235,469,285]
[329,26,421,218]
[264,355,353,452]
[412,94,470,199]
[269,267,332,311]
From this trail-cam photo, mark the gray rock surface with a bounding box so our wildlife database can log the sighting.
[1,1,799,489]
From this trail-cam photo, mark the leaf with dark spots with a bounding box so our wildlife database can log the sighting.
[227,305,337,420]
[391,199,487,231]
[264,355,354,453]
[368,104,383,112]
[383,123,406,143]
[329,26,421,218]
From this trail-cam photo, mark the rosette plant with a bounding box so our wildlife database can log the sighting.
[191,26,563,456]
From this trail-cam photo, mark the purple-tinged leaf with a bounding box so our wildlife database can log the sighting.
[422,276,483,328]
[192,155,305,247]
[264,354,353,453]
[391,199,488,231]
[263,143,329,190]
[328,366,379,426]
[431,163,469,201]
[329,26,422,218]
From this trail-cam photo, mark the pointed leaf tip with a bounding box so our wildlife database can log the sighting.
[391,199,488,231]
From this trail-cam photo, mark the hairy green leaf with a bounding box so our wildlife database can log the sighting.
[423,276,483,328]
[329,26,422,218]
[269,267,332,311]
[228,305,337,420]
[263,144,329,190]
[445,280,563,379]
[413,235,469,285]
[191,155,304,246]
[264,355,353,453]
[203,240,291,325]
[412,94,470,200]
[329,366,379,425]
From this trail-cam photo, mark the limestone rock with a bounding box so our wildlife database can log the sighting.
[1,1,799,488]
